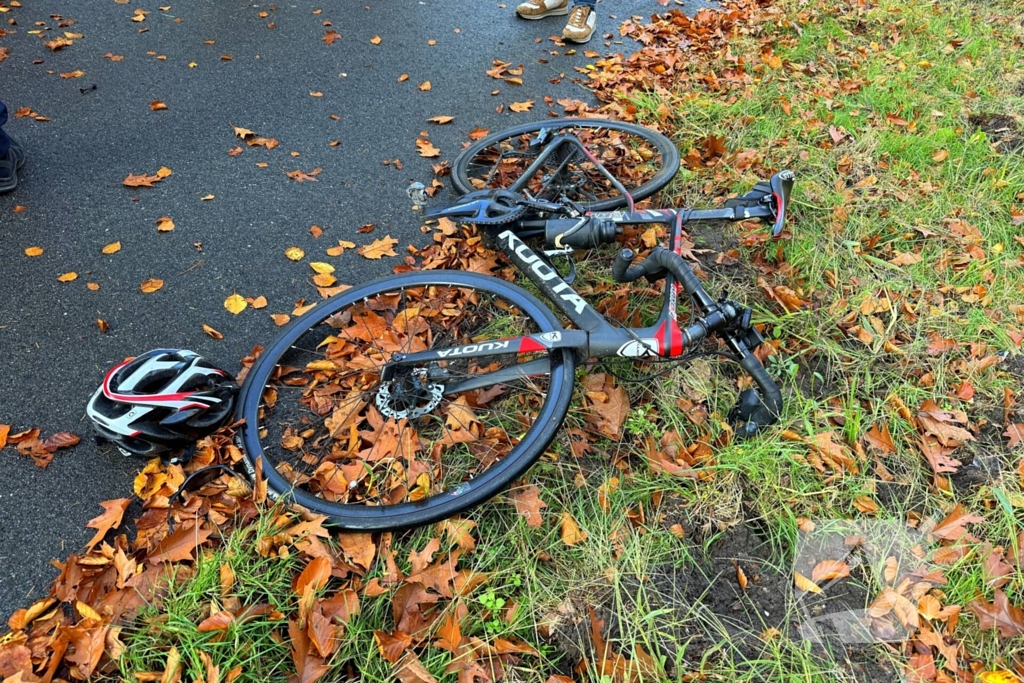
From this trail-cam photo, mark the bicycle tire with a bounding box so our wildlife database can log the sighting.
[451,118,680,211]
[236,271,576,531]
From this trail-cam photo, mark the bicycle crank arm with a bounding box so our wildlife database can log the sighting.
[381,329,585,381]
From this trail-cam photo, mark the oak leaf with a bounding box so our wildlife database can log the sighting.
[508,484,546,527]
[357,235,399,259]
[85,498,131,550]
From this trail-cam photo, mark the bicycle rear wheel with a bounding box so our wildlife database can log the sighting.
[452,118,680,211]
[236,272,575,531]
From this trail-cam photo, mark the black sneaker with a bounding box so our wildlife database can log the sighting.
[0,137,26,194]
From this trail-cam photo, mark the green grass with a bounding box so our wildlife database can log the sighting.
[109,0,1024,681]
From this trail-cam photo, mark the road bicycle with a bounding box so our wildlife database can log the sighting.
[235,118,794,531]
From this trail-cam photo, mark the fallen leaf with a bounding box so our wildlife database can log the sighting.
[43,432,80,452]
[286,247,306,261]
[24,246,44,257]
[811,560,851,583]
[147,522,214,564]
[140,278,164,293]
[97,319,109,333]
[509,100,534,113]
[968,590,1024,638]
[60,70,86,79]
[1004,424,1024,449]
[560,512,587,545]
[357,235,398,259]
[370,35,382,45]
[156,216,175,232]
[508,485,546,527]
[102,241,122,255]
[794,571,823,594]
[197,610,234,632]
[398,74,409,82]
[418,81,431,91]
[427,115,454,124]
[203,324,223,339]
[85,499,131,550]
[271,313,290,326]
[326,240,356,256]
[57,272,78,282]
[224,294,247,315]
[149,100,168,111]
[310,262,335,275]
[932,149,948,162]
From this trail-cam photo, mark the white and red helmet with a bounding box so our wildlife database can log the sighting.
[87,349,236,458]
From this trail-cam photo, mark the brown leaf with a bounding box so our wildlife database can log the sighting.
[0,424,9,450]
[197,610,234,632]
[418,80,431,91]
[85,498,131,550]
[373,630,413,664]
[967,590,1024,638]
[560,512,587,546]
[203,324,224,340]
[156,216,175,232]
[427,115,454,124]
[863,423,896,454]
[24,246,44,257]
[395,653,437,683]
[794,571,822,594]
[57,271,79,282]
[140,278,164,293]
[508,484,546,527]
[357,235,399,259]
[339,532,375,570]
[509,100,534,113]
[930,503,984,543]
[123,173,163,188]
[307,610,336,658]
[811,559,851,583]
[149,100,168,111]
[1004,423,1024,449]
[295,557,332,596]
[286,168,321,183]
[468,127,489,141]
[43,431,80,451]
[147,522,214,564]
[370,35,382,45]
[102,241,122,255]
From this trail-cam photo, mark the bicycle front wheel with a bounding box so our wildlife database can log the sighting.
[452,118,680,211]
[236,272,576,531]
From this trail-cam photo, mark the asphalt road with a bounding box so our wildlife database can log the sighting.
[0,0,708,619]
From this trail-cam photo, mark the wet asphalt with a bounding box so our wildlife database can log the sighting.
[0,0,708,618]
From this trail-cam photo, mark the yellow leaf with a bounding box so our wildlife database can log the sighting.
[310,262,335,274]
[560,512,587,546]
[251,295,267,309]
[271,313,290,326]
[25,246,44,257]
[76,601,102,622]
[370,35,382,45]
[418,81,431,91]
[224,294,247,315]
[202,324,223,339]
[156,166,173,179]
[102,241,122,255]
[285,247,306,261]
[57,272,78,282]
[794,571,822,594]
[977,671,1022,683]
[156,216,175,232]
[140,278,164,293]
[293,303,316,316]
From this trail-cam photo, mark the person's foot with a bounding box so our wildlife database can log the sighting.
[516,0,568,20]
[562,4,596,43]
[0,137,25,194]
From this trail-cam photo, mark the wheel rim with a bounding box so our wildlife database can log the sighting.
[460,122,672,207]
[244,278,566,516]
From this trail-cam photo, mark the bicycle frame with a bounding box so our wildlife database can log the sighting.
[384,208,753,389]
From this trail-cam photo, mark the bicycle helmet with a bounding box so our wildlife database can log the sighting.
[87,349,237,458]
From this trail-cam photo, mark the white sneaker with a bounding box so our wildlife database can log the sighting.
[516,0,569,20]
[562,4,596,43]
